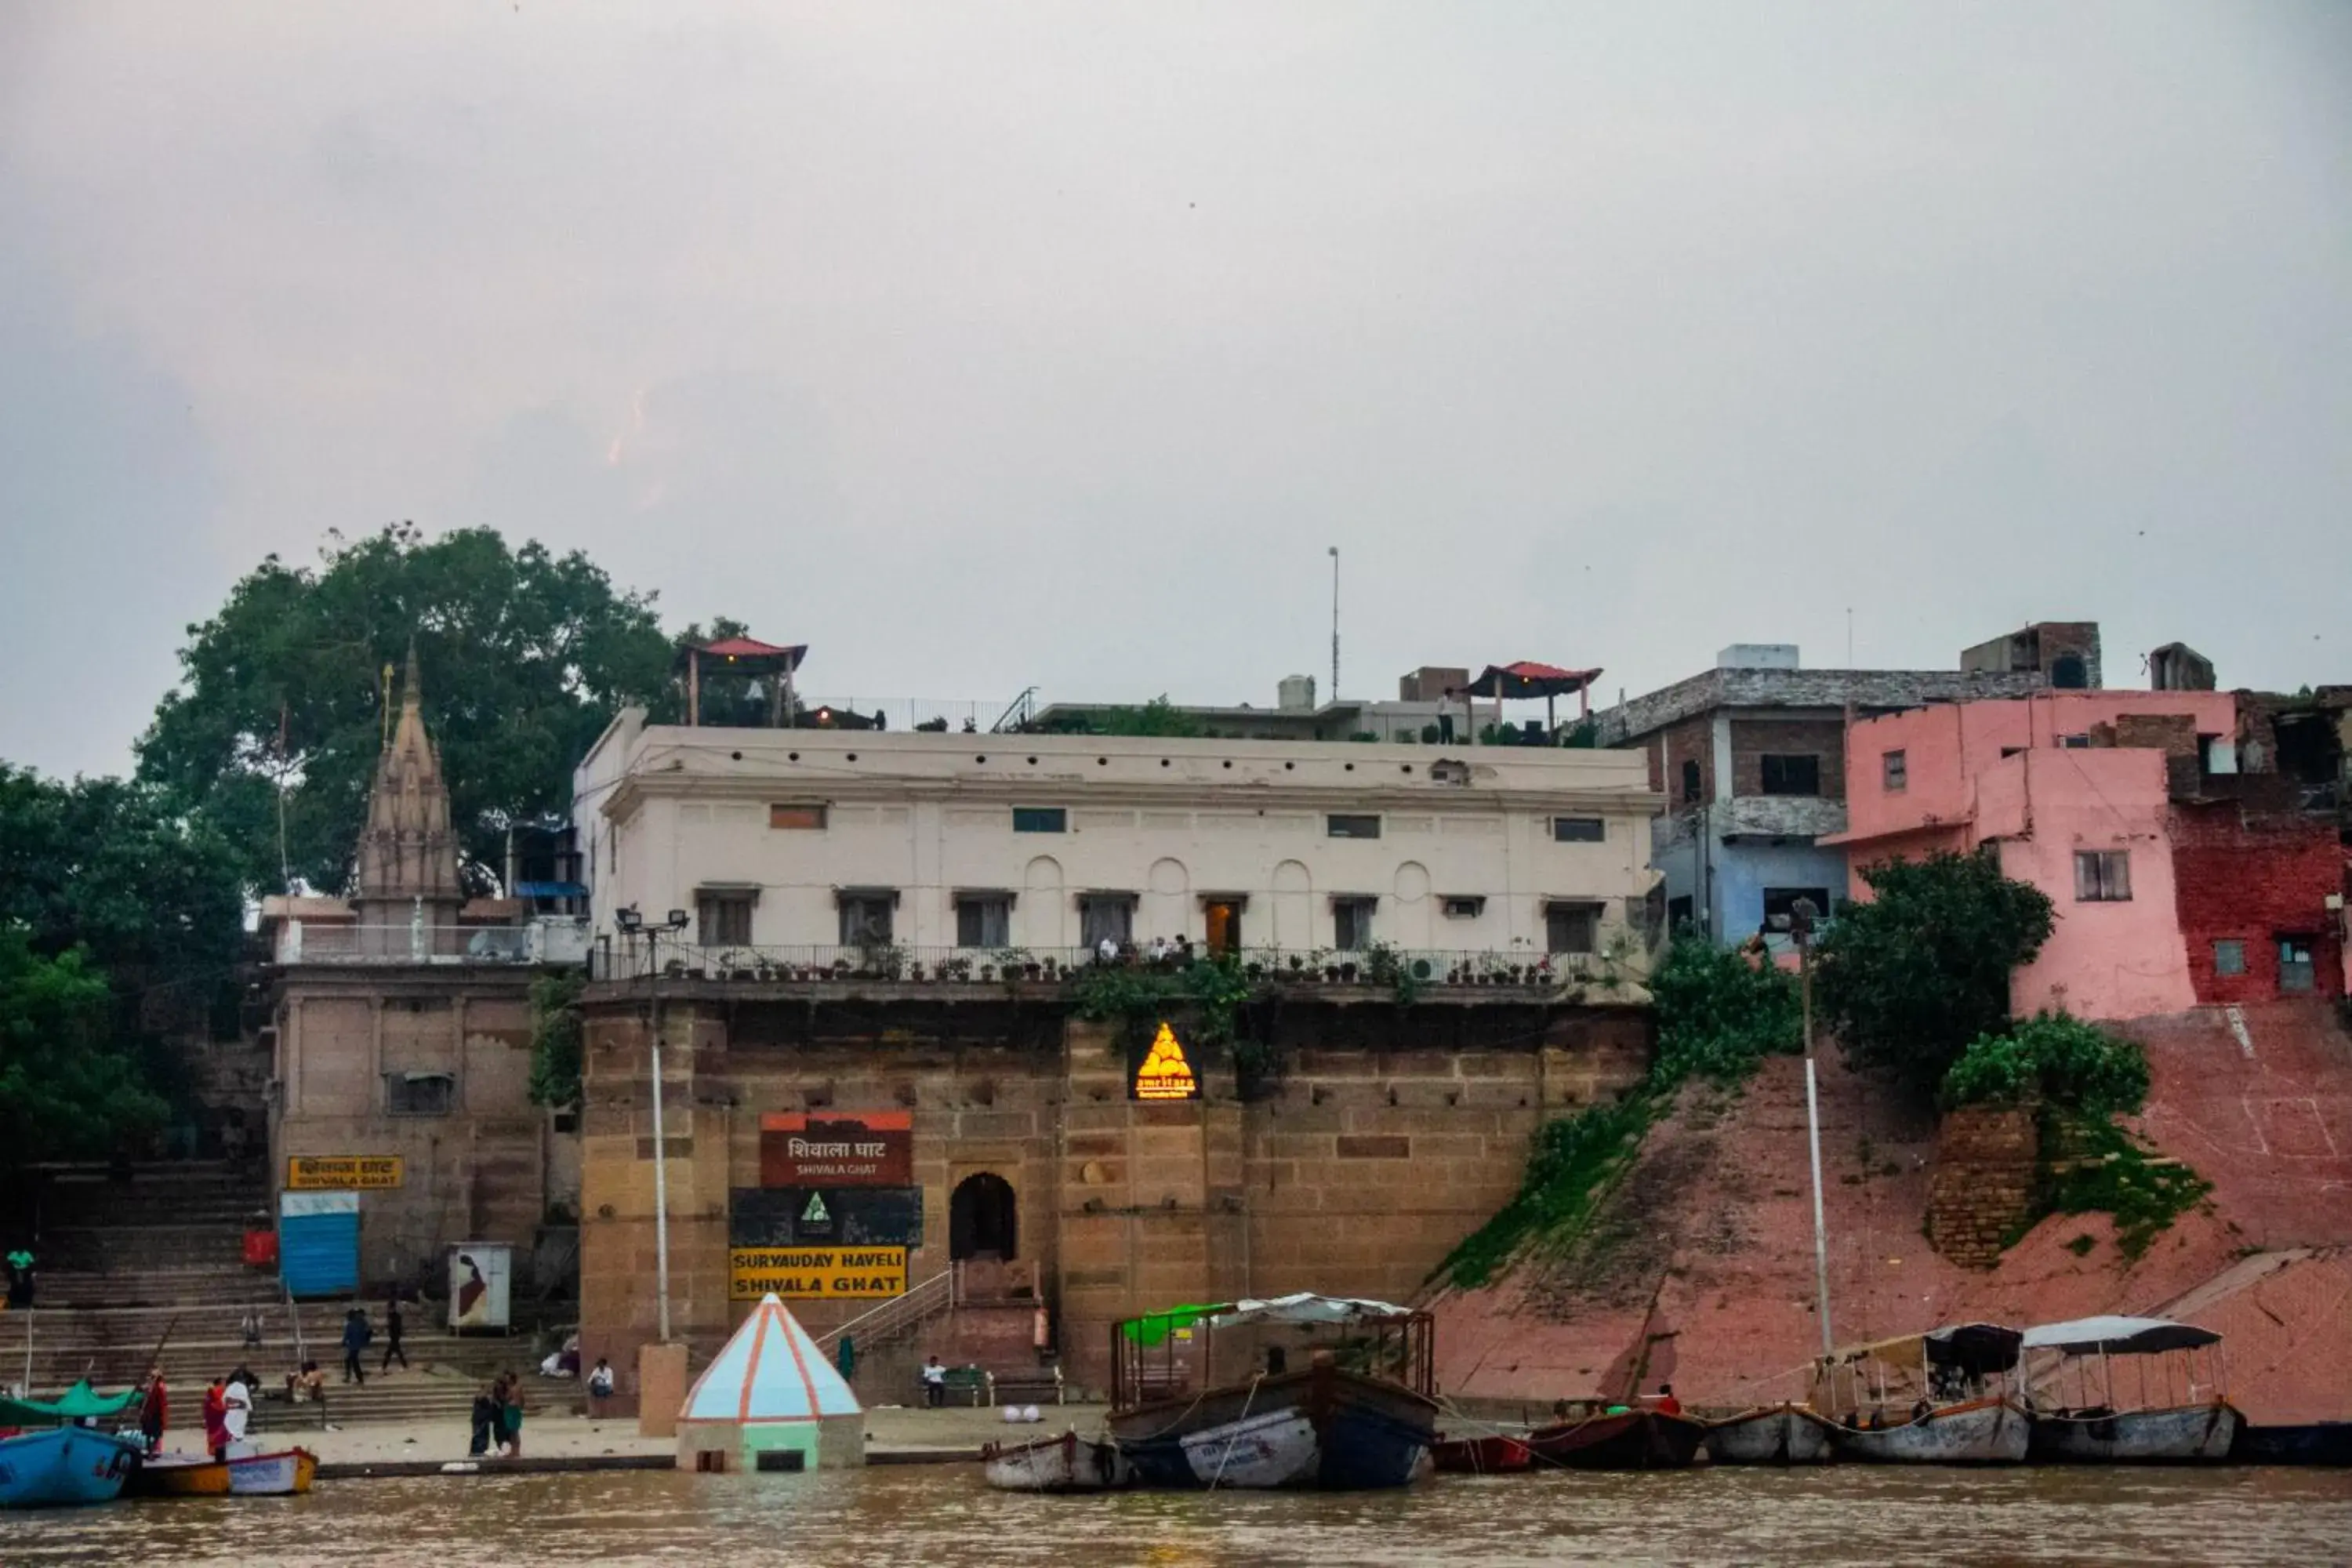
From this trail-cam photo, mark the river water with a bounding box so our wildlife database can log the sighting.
[11,1465,2350,1566]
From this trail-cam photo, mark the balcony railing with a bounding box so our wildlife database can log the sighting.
[586,939,1647,993]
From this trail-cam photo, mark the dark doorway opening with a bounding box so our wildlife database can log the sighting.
[950,1172,1018,1261]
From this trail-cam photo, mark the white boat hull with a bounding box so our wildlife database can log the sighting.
[982,1432,1127,1493]
[1828,1399,2029,1465]
[1704,1406,1834,1465]
[2031,1403,2239,1462]
[227,1448,317,1495]
[1179,1408,1322,1489]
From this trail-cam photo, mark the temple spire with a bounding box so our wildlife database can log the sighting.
[353,633,463,950]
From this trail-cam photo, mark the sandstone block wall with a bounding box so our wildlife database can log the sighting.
[575,991,1653,1404]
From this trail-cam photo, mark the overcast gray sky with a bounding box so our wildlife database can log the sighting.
[3,2,2347,780]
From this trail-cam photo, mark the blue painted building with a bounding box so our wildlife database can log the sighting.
[1592,627,2094,946]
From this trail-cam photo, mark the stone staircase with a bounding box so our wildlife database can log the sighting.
[9,1160,577,1429]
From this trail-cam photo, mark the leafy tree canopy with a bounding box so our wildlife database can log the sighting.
[1812,851,2056,1097]
[136,524,677,893]
[0,765,246,1005]
[0,927,172,1167]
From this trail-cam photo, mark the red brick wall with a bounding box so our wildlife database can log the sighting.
[1658,716,1713,806]
[1729,717,1848,801]
[2169,803,2345,1004]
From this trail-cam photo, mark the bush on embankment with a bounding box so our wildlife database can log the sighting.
[1940,1011,2208,1258]
[1436,935,1801,1289]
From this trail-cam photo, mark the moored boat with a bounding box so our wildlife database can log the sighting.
[2234,1421,2352,1466]
[0,1425,144,1508]
[1105,1294,1441,1490]
[1525,1407,1706,1470]
[1827,1396,2031,1465]
[1,1381,147,1509]
[128,1443,321,1498]
[982,1429,1128,1492]
[2020,1317,2239,1463]
[1815,1323,2029,1465]
[1704,1403,1835,1465]
[1430,1432,1533,1474]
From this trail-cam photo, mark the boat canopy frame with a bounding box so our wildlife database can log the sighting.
[1109,1294,1434,1410]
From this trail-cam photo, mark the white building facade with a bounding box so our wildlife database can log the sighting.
[575,713,1665,979]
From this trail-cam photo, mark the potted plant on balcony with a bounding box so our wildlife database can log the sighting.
[1338,960,1359,983]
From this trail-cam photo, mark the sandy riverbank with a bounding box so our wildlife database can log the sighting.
[296,1399,1112,1465]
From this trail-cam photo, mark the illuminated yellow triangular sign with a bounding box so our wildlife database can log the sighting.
[1132,1021,1200,1102]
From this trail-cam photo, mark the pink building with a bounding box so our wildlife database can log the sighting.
[1825,691,2240,1022]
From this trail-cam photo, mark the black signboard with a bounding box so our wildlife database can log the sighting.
[731,1185,924,1249]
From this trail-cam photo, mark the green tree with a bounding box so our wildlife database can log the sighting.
[136,524,677,893]
[1812,851,2056,1098]
[0,927,172,1167]
[1042,697,1205,738]
[0,766,247,1035]
[527,970,586,1110]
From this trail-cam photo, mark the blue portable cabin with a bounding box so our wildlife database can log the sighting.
[278,1191,361,1298]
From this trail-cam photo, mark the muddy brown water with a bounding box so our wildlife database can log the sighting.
[9,1465,2350,1566]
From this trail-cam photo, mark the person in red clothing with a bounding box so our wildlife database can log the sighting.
[1653,1383,1683,1417]
[138,1367,169,1454]
[201,1375,230,1461]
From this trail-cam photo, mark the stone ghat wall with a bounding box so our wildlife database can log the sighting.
[574,994,1651,1406]
[1924,1104,2040,1269]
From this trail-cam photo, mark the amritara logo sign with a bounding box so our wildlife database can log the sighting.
[1131,1020,1200,1102]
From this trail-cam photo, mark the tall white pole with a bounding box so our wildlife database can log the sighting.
[1802,936,1833,1358]
[1327,546,1340,700]
[648,934,673,1344]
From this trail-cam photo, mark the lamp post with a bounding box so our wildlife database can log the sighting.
[616,904,690,1343]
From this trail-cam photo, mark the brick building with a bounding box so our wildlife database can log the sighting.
[1589,622,2089,948]
[1830,688,2346,1020]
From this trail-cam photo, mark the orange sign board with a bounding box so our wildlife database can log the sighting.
[1131,1022,1200,1102]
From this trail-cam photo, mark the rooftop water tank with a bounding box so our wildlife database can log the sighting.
[1278,674,1317,712]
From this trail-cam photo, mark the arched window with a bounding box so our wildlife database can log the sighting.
[2050,653,2088,689]
[950,1173,1018,1261]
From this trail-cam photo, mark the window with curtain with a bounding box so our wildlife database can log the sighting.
[1079,895,1134,948]
[956,897,1010,948]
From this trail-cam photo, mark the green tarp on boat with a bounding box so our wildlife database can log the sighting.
[0,1380,139,1426]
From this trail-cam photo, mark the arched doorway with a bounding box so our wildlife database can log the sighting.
[950,1173,1018,1261]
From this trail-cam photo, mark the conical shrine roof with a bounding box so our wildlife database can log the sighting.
[679,1294,862,1425]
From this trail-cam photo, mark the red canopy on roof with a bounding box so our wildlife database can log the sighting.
[693,636,807,668]
[1462,662,1602,699]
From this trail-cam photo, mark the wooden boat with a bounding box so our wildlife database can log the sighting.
[1430,1432,1533,1473]
[982,1429,1128,1492]
[2234,1421,2352,1466]
[128,1445,320,1497]
[2020,1316,2238,1463]
[1106,1294,1440,1490]
[1704,1403,1835,1465]
[1815,1323,2028,1465]
[0,1426,144,1508]
[1525,1408,1706,1470]
[1828,1396,2030,1464]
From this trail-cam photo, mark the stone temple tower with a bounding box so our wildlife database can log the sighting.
[353,644,465,955]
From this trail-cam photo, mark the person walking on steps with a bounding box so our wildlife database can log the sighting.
[381,1297,408,1371]
[341,1306,373,1385]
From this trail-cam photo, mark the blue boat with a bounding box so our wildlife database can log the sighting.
[0,1425,144,1508]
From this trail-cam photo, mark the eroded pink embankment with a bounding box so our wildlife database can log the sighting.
[1434,1000,2352,1421]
